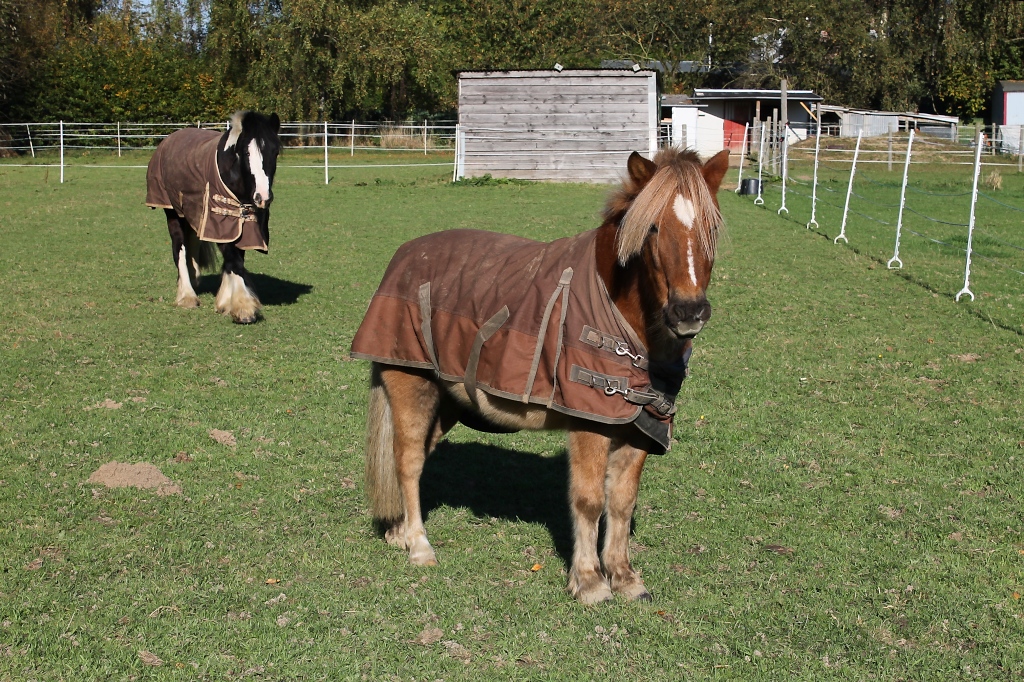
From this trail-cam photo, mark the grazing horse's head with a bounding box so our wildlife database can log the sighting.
[218,111,282,210]
[602,148,729,357]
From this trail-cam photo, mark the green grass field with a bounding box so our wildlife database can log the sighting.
[1,148,1022,680]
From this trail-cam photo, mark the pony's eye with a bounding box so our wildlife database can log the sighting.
[649,224,658,233]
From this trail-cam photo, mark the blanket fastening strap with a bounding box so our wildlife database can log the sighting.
[523,267,573,403]
[418,283,439,372]
[211,194,258,221]
[465,306,510,408]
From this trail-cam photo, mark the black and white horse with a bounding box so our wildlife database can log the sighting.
[146,111,281,323]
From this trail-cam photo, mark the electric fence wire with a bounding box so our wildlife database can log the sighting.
[978,192,1024,213]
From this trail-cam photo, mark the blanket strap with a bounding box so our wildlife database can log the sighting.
[211,194,258,222]
[418,283,440,372]
[570,365,678,417]
[465,306,510,408]
[523,267,573,403]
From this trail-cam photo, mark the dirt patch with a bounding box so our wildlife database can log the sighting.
[87,462,182,496]
[209,429,237,447]
[84,399,122,411]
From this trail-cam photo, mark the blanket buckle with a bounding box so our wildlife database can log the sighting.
[614,342,645,368]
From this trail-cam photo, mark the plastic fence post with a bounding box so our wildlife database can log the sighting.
[888,129,915,269]
[807,112,821,229]
[956,131,984,302]
[735,122,749,192]
[59,120,64,184]
[835,131,862,244]
[778,125,790,215]
[324,120,329,186]
[754,123,766,206]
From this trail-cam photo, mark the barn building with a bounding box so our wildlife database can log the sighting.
[455,69,659,183]
[993,81,1024,153]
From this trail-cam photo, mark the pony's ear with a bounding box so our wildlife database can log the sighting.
[269,113,280,132]
[701,150,730,196]
[626,151,657,187]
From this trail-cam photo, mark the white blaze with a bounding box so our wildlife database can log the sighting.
[687,241,697,286]
[248,139,271,204]
[673,194,696,229]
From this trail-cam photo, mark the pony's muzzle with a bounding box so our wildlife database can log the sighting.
[665,297,712,338]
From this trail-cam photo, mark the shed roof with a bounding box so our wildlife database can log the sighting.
[997,80,1024,92]
[692,89,823,102]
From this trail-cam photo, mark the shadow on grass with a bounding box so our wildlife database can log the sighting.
[197,272,313,306]
[420,441,574,565]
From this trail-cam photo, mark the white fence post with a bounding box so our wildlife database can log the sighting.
[350,120,355,156]
[117,121,122,157]
[324,120,329,186]
[888,129,915,269]
[807,112,821,229]
[778,125,789,215]
[423,119,428,156]
[835,131,862,244]
[754,123,766,206]
[26,124,35,158]
[735,122,749,192]
[59,120,64,183]
[956,131,984,302]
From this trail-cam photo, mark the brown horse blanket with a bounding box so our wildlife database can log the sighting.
[350,228,690,452]
[146,127,268,252]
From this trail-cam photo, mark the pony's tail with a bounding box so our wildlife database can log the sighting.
[365,363,403,523]
[186,231,220,274]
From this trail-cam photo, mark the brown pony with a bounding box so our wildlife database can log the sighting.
[352,148,729,603]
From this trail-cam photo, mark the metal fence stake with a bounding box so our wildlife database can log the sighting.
[888,129,915,269]
[835,131,862,244]
[956,131,984,302]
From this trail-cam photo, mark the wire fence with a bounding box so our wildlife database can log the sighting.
[0,119,460,184]
[738,121,1024,319]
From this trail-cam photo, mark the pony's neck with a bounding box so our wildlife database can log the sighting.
[217,132,249,202]
[595,222,649,350]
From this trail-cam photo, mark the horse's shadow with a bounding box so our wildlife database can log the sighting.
[197,272,313,306]
[420,440,574,564]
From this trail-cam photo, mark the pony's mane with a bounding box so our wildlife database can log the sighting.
[605,148,722,266]
[224,111,245,151]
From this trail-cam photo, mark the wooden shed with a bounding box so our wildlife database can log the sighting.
[455,69,659,183]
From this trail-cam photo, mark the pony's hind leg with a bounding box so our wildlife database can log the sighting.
[166,209,199,308]
[373,366,455,566]
[567,428,614,604]
[602,438,651,601]
[215,243,261,324]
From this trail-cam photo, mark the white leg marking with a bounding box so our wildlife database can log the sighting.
[215,272,233,313]
[175,245,199,308]
[673,194,696,229]
[248,139,270,205]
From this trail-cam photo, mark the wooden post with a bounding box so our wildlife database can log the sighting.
[423,119,428,155]
[324,120,329,186]
[117,121,122,157]
[59,120,64,184]
[887,129,893,171]
[350,119,355,156]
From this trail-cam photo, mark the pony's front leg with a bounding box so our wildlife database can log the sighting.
[165,210,199,308]
[602,439,651,601]
[567,428,613,604]
[215,244,261,324]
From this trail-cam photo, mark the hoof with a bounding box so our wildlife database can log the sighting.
[231,314,259,325]
[613,581,653,602]
[408,537,438,566]
[176,294,200,309]
[575,583,614,605]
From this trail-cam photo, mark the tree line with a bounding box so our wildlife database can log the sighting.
[1,0,1022,123]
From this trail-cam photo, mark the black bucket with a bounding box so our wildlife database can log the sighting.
[739,178,760,195]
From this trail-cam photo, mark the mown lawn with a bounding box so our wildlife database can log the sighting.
[0,149,1022,680]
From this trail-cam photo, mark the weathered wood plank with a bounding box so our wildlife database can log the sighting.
[464,140,647,153]
[460,103,648,116]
